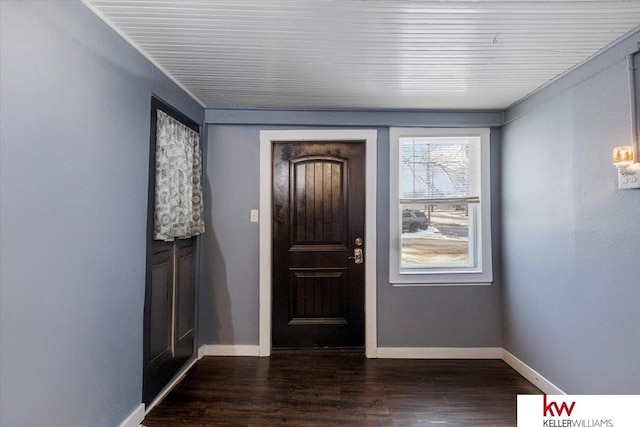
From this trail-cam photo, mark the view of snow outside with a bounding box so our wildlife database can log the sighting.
[402,206,469,265]
[400,138,473,266]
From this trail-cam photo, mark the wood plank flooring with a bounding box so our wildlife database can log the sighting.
[143,349,540,426]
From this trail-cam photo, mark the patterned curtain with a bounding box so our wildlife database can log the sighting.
[154,109,205,241]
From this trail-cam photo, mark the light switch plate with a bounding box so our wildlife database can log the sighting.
[250,209,259,222]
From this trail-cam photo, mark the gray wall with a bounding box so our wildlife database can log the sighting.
[501,31,640,393]
[200,125,262,345]
[200,117,503,348]
[0,2,204,426]
[377,127,504,347]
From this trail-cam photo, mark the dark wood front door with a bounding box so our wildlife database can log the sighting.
[272,141,365,348]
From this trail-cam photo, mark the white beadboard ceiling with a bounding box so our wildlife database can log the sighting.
[84,0,640,110]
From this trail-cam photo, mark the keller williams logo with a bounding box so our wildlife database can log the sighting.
[543,395,576,417]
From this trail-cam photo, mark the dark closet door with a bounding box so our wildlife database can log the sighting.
[143,97,199,405]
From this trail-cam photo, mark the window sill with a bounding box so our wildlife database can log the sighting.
[390,269,493,286]
[391,281,493,287]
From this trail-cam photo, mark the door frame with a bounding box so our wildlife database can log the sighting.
[259,129,378,358]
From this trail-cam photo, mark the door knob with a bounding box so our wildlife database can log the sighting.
[348,248,363,264]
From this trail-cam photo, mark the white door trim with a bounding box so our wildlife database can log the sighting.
[259,129,378,358]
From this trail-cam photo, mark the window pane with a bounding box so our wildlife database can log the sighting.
[400,137,480,201]
[401,203,470,266]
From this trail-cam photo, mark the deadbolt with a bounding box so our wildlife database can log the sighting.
[348,248,363,264]
[354,237,363,246]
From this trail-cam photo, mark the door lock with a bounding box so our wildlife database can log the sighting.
[348,248,363,264]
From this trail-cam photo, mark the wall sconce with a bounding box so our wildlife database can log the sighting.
[612,146,640,189]
[613,54,640,189]
[612,146,634,167]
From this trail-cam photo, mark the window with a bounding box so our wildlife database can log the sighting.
[389,128,492,285]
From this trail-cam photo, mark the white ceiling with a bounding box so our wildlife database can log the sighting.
[84,0,640,110]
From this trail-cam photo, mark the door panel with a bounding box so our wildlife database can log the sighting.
[272,141,365,348]
[290,158,347,249]
[148,246,173,366]
[175,239,195,359]
[289,269,347,324]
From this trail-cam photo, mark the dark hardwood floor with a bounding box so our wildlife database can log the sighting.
[143,349,540,426]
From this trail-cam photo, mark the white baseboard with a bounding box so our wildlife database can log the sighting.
[197,344,206,359]
[502,349,565,395]
[145,356,199,414]
[118,403,144,427]
[377,347,503,359]
[376,347,565,394]
[203,344,260,356]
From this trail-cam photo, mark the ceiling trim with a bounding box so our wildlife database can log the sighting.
[81,0,206,108]
[204,109,504,127]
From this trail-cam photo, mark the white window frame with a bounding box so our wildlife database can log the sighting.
[389,127,492,286]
